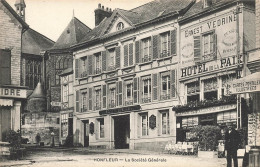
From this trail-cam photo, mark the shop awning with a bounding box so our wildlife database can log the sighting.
[229,72,260,94]
[0,99,13,106]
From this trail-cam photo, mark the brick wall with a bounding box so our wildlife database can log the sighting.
[256,0,260,48]
[0,3,22,85]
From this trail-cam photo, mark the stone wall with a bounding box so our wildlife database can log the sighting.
[21,112,60,145]
[256,0,260,48]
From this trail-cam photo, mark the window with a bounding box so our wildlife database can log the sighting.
[160,32,170,58]
[141,38,152,63]
[187,81,200,103]
[142,77,151,103]
[161,110,170,135]
[161,73,171,100]
[217,111,237,125]
[25,59,41,89]
[94,88,101,110]
[203,78,218,100]
[63,84,69,103]
[108,84,116,108]
[141,113,149,136]
[202,32,216,61]
[125,81,133,105]
[61,114,68,138]
[54,56,72,86]
[221,74,236,97]
[182,116,199,128]
[203,0,212,8]
[98,118,105,138]
[81,92,87,112]
[124,43,134,67]
[116,22,124,31]
[94,53,101,74]
[108,49,116,71]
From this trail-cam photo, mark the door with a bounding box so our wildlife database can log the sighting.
[83,120,89,147]
[0,108,11,141]
[114,115,130,149]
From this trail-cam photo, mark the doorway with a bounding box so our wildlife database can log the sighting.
[82,120,89,147]
[113,114,130,149]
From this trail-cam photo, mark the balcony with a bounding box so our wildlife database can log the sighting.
[125,100,133,106]
[107,65,116,71]
[94,68,101,75]
[109,101,116,108]
[160,94,170,100]
[142,55,151,63]
[160,50,170,58]
[81,107,88,112]
[81,71,88,78]
[142,97,151,103]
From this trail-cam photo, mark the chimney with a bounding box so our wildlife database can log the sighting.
[94,3,112,26]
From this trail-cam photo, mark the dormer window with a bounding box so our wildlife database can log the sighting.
[116,22,124,31]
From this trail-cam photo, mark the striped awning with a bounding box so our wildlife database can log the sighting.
[0,99,13,106]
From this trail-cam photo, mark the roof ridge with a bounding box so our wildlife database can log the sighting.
[117,8,139,15]
[129,0,156,12]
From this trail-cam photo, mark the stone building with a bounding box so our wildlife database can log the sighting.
[71,0,195,150]
[175,0,255,142]
[0,0,54,142]
[45,16,91,145]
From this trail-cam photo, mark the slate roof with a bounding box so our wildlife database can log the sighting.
[29,82,46,99]
[180,0,255,23]
[22,28,54,55]
[75,0,195,48]
[51,17,91,50]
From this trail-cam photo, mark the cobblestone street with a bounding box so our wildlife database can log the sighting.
[0,147,245,167]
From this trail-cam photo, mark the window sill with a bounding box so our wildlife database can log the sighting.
[139,60,153,66]
[121,65,135,71]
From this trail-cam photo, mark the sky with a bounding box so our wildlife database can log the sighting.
[6,0,152,41]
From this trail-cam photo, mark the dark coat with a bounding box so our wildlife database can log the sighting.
[225,129,240,151]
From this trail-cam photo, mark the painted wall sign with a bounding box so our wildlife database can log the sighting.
[175,104,237,117]
[180,54,243,78]
[229,72,260,94]
[181,12,238,66]
[99,105,141,115]
[0,87,27,98]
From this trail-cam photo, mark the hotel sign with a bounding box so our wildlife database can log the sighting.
[175,104,237,117]
[0,87,27,98]
[99,105,141,115]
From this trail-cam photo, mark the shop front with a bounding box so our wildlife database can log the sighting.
[0,86,27,141]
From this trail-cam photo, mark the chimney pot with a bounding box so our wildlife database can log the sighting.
[98,3,101,8]
[106,7,109,11]
[102,6,104,10]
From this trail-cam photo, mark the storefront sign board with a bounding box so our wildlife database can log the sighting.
[0,87,27,98]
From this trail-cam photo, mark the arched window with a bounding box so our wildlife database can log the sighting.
[116,22,124,31]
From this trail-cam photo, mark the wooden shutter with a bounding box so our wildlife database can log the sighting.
[88,88,92,110]
[152,73,158,101]
[129,43,133,66]
[171,70,176,98]
[75,59,79,78]
[194,36,201,62]
[116,81,123,106]
[88,55,93,75]
[124,44,129,67]
[133,77,139,104]
[152,35,158,59]
[102,51,106,72]
[102,84,107,108]
[158,35,161,58]
[170,30,177,56]
[135,40,140,64]
[76,90,80,112]
[115,46,120,68]
[213,34,217,60]
[0,50,11,86]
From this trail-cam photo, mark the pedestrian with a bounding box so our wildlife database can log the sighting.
[225,122,240,167]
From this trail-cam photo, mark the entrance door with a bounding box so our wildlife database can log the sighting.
[83,120,89,147]
[68,118,73,144]
[114,115,130,149]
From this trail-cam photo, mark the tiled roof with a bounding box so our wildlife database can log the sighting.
[180,0,255,23]
[76,0,194,47]
[22,28,54,55]
[51,17,91,50]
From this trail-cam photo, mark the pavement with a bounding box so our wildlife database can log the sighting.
[0,146,244,167]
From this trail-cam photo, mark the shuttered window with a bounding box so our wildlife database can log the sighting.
[135,40,140,64]
[108,49,116,71]
[170,30,177,56]
[94,53,101,75]
[160,32,170,58]
[133,77,139,104]
[115,46,120,68]
[116,81,123,106]
[141,38,152,63]
[88,55,93,75]
[123,43,134,67]
[0,49,11,86]
[75,59,79,79]
[88,88,92,110]
[171,70,176,98]
[152,35,158,59]
[75,90,80,112]
[102,84,107,108]
[152,73,158,100]
[102,51,106,72]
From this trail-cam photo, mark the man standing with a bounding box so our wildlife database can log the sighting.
[225,123,240,167]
